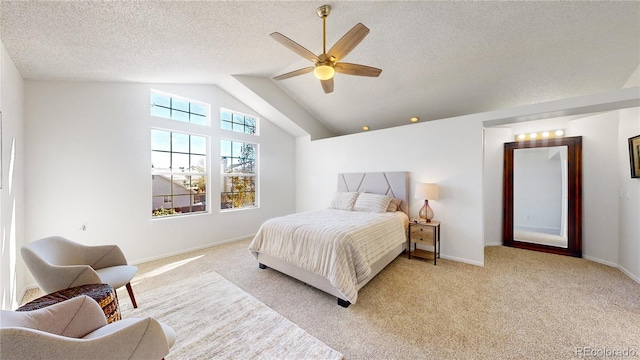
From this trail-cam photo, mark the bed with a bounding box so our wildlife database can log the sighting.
[248,172,409,307]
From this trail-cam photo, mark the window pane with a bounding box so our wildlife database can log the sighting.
[191,135,206,155]
[171,109,189,122]
[191,114,206,126]
[191,155,206,171]
[191,175,206,194]
[151,91,209,126]
[151,93,170,108]
[152,175,170,197]
[220,175,255,209]
[221,120,233,131]
[171,175,189,192]
[173,195,191,212]
[221,110,258,135]
[172,98,189,112]
[191,103,207,116]
[151,129,170,151]
[221,140,232,157]
[232,122,245,133]
[172,153,189,171]
[221,156,232,173]
[172,133,189,153]
[151,151,170,170]
[231,142,242,157]
[151,106,171,119]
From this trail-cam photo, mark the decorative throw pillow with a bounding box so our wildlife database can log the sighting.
[386,198,402,212]
[353,193,393,213]
[329,192,359,211]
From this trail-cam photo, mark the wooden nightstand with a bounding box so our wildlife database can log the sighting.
[408,220,441,265]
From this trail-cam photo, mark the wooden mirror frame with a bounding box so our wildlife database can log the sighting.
[502,136,582,257]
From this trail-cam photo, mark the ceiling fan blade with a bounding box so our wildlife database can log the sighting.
[327,23,369,62]
[335,62,382,77]
[321,78,334,94]
[273,67,314,80]
[270,32,320,62]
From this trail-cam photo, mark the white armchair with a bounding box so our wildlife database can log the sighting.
[21,236,139,308]
[1,295,175,360]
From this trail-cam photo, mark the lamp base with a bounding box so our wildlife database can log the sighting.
[419,199,434,222]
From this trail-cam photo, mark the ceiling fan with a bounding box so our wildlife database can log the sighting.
[270,4,382,94]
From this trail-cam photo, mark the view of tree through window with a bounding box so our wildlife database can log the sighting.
[220,109,257,135]
[220,140,256,210]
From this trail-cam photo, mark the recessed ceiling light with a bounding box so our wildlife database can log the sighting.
[362,126,370,131]
[410,117,419,123]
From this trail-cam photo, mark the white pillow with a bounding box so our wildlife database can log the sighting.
[329,192,359,211]
[353,193,393,213]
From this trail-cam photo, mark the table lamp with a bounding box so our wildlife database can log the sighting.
[415,183,439,222]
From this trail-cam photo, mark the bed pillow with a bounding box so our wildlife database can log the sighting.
[329,192,359,210]
[353,193,393,213]
[386,198,402,212]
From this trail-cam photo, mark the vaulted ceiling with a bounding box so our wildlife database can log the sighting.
[2,1,639,137]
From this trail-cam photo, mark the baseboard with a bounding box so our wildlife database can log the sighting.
[440,254,484,267]
[131,234,255,265]
[582,255,619,268]
[617,264,640,284]
[484,242,502,246]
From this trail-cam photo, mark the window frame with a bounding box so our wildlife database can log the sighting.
[150,89,212,219]
[151,90,210,127]
[220,108,259,136]
[220,138,258,211]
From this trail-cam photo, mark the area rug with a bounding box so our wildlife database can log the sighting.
[121,270,343,360]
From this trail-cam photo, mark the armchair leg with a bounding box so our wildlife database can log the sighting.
[125,282,138,308]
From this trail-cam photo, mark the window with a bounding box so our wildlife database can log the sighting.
[151,91,208,126]
[220,109,257,135]
[220,140,256,210]
[152,130,207,217]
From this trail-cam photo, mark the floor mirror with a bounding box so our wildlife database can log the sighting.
[502,136,582,257]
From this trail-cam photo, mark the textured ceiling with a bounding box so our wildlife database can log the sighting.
[2,1,639,136]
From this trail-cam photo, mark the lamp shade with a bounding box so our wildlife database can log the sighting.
[415,183,439,200]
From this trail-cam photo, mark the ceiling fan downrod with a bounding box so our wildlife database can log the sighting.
[317,5,331,55]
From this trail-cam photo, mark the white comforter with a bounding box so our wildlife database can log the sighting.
[248,209,408,303]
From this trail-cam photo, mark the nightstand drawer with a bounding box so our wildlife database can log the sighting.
[410,226,434,244]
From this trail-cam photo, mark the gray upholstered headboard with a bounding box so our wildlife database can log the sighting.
[337,172,409,215]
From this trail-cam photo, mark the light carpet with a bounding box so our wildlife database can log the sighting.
[121,270,342,360]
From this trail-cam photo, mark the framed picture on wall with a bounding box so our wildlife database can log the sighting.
[629,134,640,179]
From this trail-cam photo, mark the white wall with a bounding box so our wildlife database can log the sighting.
[295,117,486,266]
[22,81,296,288]
[617,106,640,282]
[1,42,26,310]
[567,112,621,265]
[483,128,512,246]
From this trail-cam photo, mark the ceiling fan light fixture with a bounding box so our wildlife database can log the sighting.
[314,64,335,80]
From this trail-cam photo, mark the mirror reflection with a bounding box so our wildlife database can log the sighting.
[513,146,568,248]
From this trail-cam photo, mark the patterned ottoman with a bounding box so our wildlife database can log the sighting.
[17,283,121,323]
